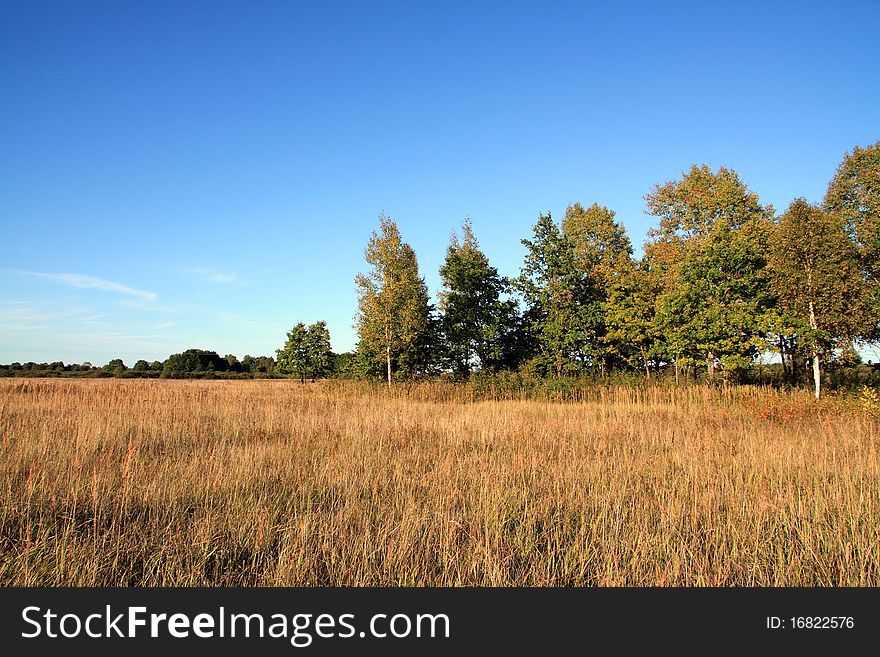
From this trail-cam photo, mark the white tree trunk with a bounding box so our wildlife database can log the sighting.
[809,301,820,399]
[385,322,392,388]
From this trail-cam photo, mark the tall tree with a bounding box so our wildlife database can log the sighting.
[306,321,333,380]
[562,202,633,374]
[824,141,880,340]
[768,199,869,398]
[518,213,597,377]
[438,219,520,375]
[824,141,880,282]
[355,214,431,386]
[645,164,774,381]
[276,321,333,383]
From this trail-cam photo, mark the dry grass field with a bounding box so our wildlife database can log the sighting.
[1,378,878,586]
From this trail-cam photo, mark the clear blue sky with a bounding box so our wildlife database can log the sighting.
[2,0,878,365]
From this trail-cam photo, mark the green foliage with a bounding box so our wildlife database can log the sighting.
[276,321,333,382]
[162,349,230,377]
[518,213,600,377]
[824,141,880,339]
[562,202,633,287]
[646,164,772,238]
[329,351,365,379]
[604,260,661,375]
[562,202,634,373]
[824,141,880,283]
[645,164,774,379]
[438,219,523,375]
[768,198,870,397]
[224,354,242,372]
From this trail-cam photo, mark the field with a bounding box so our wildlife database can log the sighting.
[1,378,878,586]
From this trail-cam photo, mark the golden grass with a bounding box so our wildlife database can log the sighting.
[1,378,878,586]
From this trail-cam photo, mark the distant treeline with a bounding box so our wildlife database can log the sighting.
[0,350,280,379]
[0,348,377,380]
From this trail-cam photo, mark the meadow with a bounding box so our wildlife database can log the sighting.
[1,378,878,586]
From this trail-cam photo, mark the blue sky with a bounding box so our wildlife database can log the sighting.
[2,0,879,365]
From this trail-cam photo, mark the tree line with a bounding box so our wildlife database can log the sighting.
[3,143,877,396]
[0,350,282,379]
[351,142,880,398]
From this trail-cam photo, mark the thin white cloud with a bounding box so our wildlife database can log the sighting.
[0,306,95,324]
[0,305,106,334]
[189,267,237,284]
[18,271,157,301]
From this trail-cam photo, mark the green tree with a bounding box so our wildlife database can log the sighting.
[276,321,333,382]
[330,351,359,378]
[438,219,521,375]
[562,202,633,287]
[824,141,880,340]
[254,356,275,374]
[768,199,869,398]
[562,202,633,374]
[604,259,662,378]
[104,358,127,375]
[645,164,774,381]
[276,323,310,382]
[518,212,597,377]
[355,213,431,386]
[305,321,332,380]
[162,349,228,377]
[824,141,880,283]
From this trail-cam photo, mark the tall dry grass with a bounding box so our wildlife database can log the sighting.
[1,378,877,586]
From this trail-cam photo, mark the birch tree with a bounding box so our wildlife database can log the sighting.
[355,214,430,386]
[768,199,868,398]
